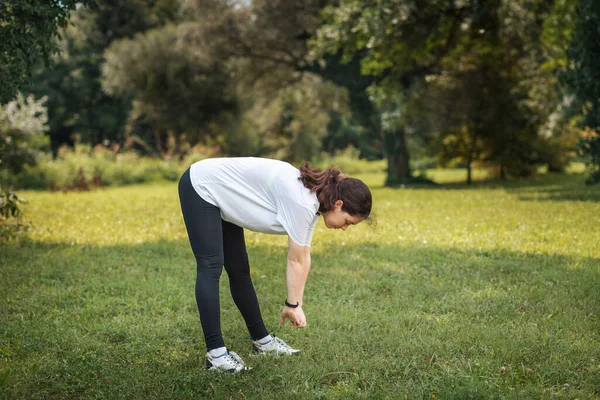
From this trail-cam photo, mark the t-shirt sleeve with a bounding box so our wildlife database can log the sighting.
[275,195,317,247]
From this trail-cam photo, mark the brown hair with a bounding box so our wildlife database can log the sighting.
[298,162,372,218]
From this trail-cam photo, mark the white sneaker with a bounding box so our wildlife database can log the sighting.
[205,350,250,372]
[251,337,301,355]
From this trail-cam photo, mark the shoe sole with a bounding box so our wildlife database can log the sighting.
[251,345,301,356]
[206,359,251,372]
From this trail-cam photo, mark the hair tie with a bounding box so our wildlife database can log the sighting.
[337,173,348,183]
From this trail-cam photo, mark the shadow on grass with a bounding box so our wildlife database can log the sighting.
[1,238,599,399]
[389,173,600,202]
[2,237,598,321]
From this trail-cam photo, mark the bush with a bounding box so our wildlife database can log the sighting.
[2,142,220,191]
[411,156,439,173]
[578,129,600,184]
[3,144,181,190]
[3,141,389,190]
[0,190,29,241]
[178,144,220,174]
[314,146,386,174]
[0,93,46,238]
[0,93,49,174]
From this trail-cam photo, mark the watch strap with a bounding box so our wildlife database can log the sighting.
[285,299,300,308]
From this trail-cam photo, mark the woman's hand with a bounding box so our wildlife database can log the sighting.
[280,305,307,328]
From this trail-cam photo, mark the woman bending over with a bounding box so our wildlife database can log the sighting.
[178,157,372,372]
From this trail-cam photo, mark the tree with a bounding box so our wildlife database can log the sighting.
[101,24,238,159]
[222,0,387,162]
[29,0,181,152]
[234,73,351,162]
[564,0,600,184]
[312,0,579,184]
[0,0,85,104]
[311,0,471,184]
[0,93,49,174]
[414,1,545,183]
[182,0,363,160]
[0,0,82,240]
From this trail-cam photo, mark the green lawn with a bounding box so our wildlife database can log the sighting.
[1,170,600,399]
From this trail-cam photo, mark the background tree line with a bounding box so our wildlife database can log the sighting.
[1,0,599,188]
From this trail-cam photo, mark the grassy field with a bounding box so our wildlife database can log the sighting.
[1,168,600,399]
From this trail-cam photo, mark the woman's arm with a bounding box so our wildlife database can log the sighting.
[280,238,311,327]
[285,238,311,305]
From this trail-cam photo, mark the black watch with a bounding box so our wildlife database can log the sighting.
[285,299,300,308]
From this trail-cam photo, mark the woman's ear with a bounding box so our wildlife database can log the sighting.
[335,200,344,209]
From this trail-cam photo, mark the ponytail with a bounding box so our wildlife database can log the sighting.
[298,162,372,218]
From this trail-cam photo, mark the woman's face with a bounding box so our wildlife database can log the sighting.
[321,200,363,231]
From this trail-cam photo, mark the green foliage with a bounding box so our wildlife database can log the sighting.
[306,53,385,162]
[235,75,350,162]
[101,24,238,158]
[0,190,25,219]
[3,144,381,191]
[182,1,380,163]
[577,130,600,184]
[0,190,29,241]
[1,170,599,398]
[422,61,545,180]
[312,0,481,184]
[28,0,181,150]
[190,0,321,78]
[0,93,50,174]
[0,0,83,242]
[312,0,463,83]
[1,144,198,191]
[564,0,600,184]
[315,146,386,174]
[311,0,580,184]
[6,0,586,188]
[0,0,84,103]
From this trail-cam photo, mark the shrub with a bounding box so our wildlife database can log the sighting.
[315,146,386,174]
[4,142,218,190]
[0,190,29,241]
[578,129,600,184]
[0,93,49,174]
[411,156,439,173]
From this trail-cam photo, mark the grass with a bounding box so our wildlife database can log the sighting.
[1,167,600,399]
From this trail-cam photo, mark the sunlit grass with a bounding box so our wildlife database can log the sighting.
[1,167,599,399]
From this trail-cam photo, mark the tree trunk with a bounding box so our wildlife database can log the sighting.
[466,130,478,185]
[466,158,472,185]
[153,126,166,159]
[384,127,411,186]
[165,130,177,161]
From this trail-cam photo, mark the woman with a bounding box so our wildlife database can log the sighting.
[178,157,372,372]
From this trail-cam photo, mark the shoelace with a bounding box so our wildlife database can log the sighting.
[221,352,244,368]
[273,338,294,351]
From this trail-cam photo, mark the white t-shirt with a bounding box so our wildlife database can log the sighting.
[189,157,320,247]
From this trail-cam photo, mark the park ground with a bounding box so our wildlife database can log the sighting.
[1,167,599,399]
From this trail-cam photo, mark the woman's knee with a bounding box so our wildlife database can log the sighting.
[227,266,253,286]
[196,253,224,275]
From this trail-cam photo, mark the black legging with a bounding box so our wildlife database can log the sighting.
[178,168,269,351]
